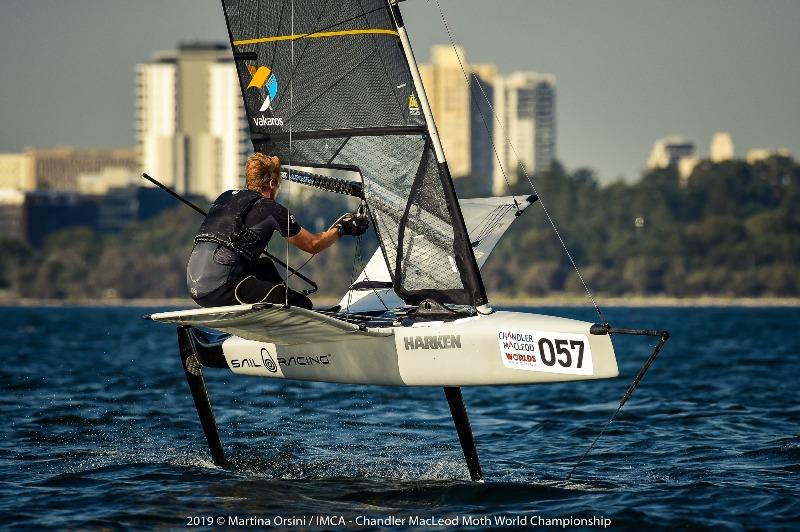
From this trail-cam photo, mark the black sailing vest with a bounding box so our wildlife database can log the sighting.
[194,190,265,262]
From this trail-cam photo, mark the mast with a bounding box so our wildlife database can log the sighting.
[388,0,490,310]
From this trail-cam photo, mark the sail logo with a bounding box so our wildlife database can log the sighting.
[261,347,278,373]
[253,116,284,127]
[408,93,420,116]
[277,355,331,366]
[247,65,279,112]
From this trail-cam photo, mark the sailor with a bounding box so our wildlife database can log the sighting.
[187,153,369,309]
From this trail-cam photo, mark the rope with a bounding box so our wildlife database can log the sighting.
[234,275,286,305]
[433,0,606,325]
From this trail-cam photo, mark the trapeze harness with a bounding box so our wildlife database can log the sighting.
[186,189,305,307]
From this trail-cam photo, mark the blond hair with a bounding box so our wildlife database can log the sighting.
[245,153,282,193]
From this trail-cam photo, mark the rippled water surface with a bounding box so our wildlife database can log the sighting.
[1,306,798,529]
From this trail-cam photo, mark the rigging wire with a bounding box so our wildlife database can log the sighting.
[345,202,391,316]
[283,3,392,314]
[407,0,519,208]
[345,233,363,320]
[360,269,391,312]
[566,327,670,480]
[286,0,295,307]
[350,207,391,313]
[281,252,316,291]
[440,45,519,208]
[431,0,606,325]
[468,202,517,245]
[268,0,363,296]
[271,1,381,300]
[424,4,674,481]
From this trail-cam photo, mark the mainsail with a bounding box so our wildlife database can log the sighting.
[221,0,487,307]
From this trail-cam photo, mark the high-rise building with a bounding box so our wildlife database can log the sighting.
[13,148,136,191]
[647,136,697,184]
[746,148,792,164]
[136,43,248,199]
[469,65,496,196]
[710,132,734,162]
[532,76,556,174]
[137,59,177,190]
[0,153,34,190]
[0,189,26,242]
[647,136,696,170]
[420,46,557,196]
[420,45,472,178]
[493,71,556,195]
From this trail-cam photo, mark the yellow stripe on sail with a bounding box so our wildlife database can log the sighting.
[233,28,399,46]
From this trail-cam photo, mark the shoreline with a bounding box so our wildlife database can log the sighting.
[2,295,800,308]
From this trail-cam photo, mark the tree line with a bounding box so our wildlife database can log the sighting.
[478,155,799,297]
[0,155,797,301]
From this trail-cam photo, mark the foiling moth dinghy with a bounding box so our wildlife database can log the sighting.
[148,193,666,481]
[148,292,620,482]
[147,0,669,481]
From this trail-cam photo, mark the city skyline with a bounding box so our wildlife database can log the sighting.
[420,45,556,195]
[1,0,798,183]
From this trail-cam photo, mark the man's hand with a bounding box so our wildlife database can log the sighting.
[334,211,370,237]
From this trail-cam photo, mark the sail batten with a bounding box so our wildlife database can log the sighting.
[222,0,487,306]
[251,126,426,141]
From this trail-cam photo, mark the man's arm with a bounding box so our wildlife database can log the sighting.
[287,227,339,254]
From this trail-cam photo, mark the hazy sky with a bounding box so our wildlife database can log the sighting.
[1,0,798,182]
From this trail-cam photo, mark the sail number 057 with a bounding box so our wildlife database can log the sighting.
[498,328,594,375]
[537,338,584,368]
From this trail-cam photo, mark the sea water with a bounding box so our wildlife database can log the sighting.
[0,306,797,529]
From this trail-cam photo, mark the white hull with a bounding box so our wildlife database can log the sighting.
[219,310,618,386]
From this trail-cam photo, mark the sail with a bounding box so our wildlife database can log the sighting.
[221,0,486,307]
[339,194,536,313]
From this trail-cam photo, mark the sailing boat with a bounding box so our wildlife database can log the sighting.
[148,0,668,481]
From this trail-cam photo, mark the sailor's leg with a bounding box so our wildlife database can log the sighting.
[443,386,484,481]
[249,256,283,281]
[177,326,226,466]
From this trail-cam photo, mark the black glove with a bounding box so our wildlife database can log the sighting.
[334,211,370,237]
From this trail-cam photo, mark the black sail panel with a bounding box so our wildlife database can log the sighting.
[222,0,487,307]
[223,0,422,148]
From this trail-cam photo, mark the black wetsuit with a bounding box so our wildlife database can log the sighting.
[187,195,312,309]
